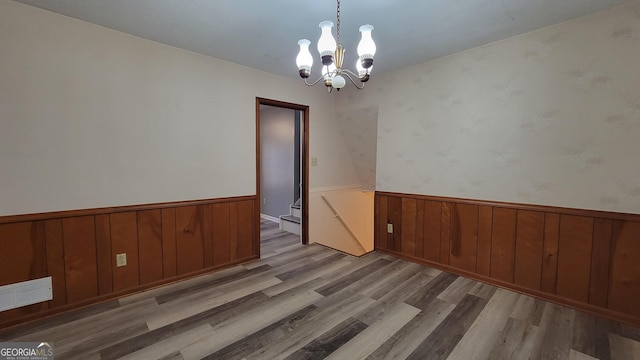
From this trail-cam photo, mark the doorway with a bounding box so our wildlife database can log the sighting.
[256,98,309,251]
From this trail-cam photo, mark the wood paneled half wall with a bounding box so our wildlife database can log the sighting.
[375,191,640,326]
[0,196,258,329]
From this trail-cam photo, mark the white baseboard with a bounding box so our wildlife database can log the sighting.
[260,213,280,223]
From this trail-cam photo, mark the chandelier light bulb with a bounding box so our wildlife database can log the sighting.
[317,21,337,65]
[296,39,313,78]
[356,59,366,77]
[332,75,346,89]
[357,24,376,68]
[322,63,337,79]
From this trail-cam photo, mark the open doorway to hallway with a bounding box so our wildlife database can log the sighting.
[256,98,309,250]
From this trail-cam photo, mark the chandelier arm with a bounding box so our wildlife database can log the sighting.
[341,71,366,90]
[304,76,327,87]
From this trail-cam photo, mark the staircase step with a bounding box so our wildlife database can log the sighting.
[291,205,301,218]
[280,215,301,224]
[291,203,301,209]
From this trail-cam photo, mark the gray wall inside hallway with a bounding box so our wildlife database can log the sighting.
[260,105,296,219]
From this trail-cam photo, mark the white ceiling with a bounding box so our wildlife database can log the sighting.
[14,0,635,80]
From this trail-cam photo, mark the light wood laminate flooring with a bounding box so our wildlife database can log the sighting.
[1,220,639,359]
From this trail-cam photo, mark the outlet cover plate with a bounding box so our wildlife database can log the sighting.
[116,253,127,267]
[387,223,394,234]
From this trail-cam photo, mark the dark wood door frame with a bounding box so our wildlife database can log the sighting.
[256,98,310,250]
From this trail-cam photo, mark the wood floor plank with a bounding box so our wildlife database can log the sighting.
[468,282,498,300]
[539,304,576,360]
[406,294,489,360]
[570,349,599,360]
[437,276,476,305]
[325,302,421,360]
[446,289,520,360]
[404,271,458,310]
[572,310,614,360]
[487,317,540,360]
[117,324,213,360]
[610,333,640,360]
[284,317,368,360]
[366,299,456,360]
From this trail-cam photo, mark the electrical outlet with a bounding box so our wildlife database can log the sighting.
[263,198,267,204]
[116,253,127,267]
[387,223,394,234]
[311,157,318,166]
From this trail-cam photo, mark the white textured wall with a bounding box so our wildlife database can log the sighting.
[0,0,359,216]
[338,3,640,214]
[335,106,378,191]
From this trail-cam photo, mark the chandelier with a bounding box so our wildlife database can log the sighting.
[295,0,376,92]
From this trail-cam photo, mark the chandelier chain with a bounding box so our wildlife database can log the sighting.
[336,0,341,45]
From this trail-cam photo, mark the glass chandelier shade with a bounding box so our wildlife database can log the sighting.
[357,25,376,68]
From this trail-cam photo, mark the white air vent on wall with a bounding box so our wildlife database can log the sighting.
[0,277,52,312]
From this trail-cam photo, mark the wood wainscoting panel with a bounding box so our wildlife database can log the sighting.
[94,214,113,295]
[490,208,517,283]
[137,209,164,285]
[556,215,594,303]
[175,206,204,275]
[449,203,478,273]
[374,191,640,327]
[237,200,255,260]
[514,210,545,291]
[161,208,177,279]
[608,221,640,317]
[0,222,46,286]
[0,222,49,322]
[440,202,452,265]
[44,219,66,307]
[212,203,231,266]
[589,218,613,308]
[541,213,560,294]
[423,200,442,262]
[476,206,493,276]
[401,198,417,257]
[229,202,239,262]
[202,204,215,268]
[415,200,425,259]
[95,214,115,295]
[62,216,99,304]
[0,196,258,329]
[374,195,385,250]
